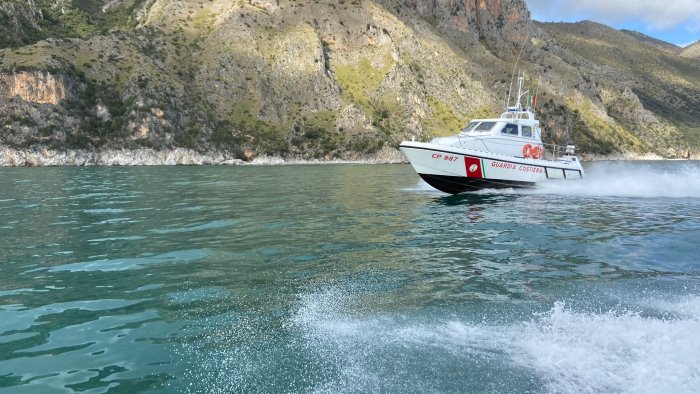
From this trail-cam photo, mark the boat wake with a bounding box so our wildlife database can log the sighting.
[536,161,700,198]
[467,161,700,199]
[291,285,700,393]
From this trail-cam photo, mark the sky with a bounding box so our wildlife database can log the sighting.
[526,0,700,47]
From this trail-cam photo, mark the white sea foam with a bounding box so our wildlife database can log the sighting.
[512,301,700,393]
[532,162,700,198]
[292,287,700,394]
[401,180,442,193]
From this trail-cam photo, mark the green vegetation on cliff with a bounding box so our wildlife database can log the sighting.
[0,0,146,49]
[1,0,698,160]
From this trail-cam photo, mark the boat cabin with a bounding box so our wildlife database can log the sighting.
[459,109,542,141]
[430,109,544,158]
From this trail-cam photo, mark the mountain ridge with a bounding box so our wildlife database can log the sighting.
[682,41,700,60]
[620,29,682,55]
[1,0,698,165]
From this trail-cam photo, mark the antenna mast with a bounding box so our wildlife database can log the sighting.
[513,74,529,111]
[506,29,532,109]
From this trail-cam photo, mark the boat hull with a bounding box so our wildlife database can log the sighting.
[400,141,583,194]
[418,174,534,194]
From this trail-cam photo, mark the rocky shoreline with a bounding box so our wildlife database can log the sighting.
[0,146,407,167]
[1,145,696,167]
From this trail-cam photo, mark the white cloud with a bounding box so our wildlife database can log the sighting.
[527,0,700,31]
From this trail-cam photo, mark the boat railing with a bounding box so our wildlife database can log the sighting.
[542,143,577,160]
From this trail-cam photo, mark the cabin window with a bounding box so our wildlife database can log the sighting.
[461,122,479,133]
[522,126,532,137]
[501,123,519,135]
[475,121,496,132]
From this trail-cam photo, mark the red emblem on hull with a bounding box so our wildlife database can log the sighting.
[465,157,483,178]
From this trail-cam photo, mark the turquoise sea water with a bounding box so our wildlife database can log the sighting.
[1,161,699,393]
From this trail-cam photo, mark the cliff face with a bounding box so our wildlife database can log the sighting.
[2,71,71,104]
[375,0,531,47]
[0,0,698,163]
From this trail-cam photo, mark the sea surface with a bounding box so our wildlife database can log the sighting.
[1,161,699,393]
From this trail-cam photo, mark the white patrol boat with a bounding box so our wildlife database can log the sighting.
[399,77,584,194]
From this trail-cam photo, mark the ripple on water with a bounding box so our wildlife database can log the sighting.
[168,287,231,304]
[87,236,146,243]
[0,308,171,393]
[44,249,208,272]
[0,299,148,334]
[150,219,237,234]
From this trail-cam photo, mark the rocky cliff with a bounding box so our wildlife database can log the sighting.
[539,21,700,157]
[1,0,699,165]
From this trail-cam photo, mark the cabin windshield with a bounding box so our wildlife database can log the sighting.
[460,122,479,133]
[460,121,495,134]
[474,121,496,132]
